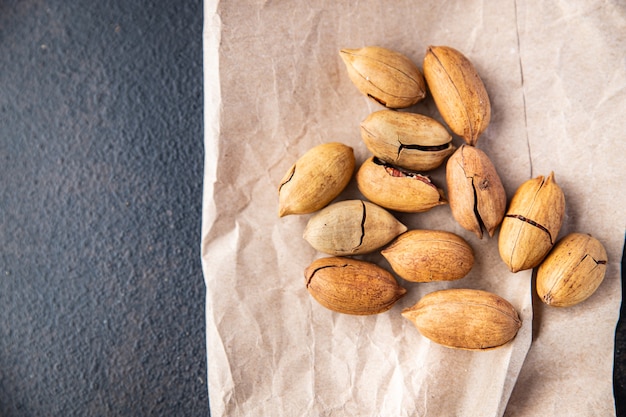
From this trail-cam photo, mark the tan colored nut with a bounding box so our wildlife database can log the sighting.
[498,172,565,273]
[382,230,474,282]
[278,142,355,217]
[356,157,447,213]
[537,233,608,307]
[305,257,407,315]
[360,110,455,171]
[423,46,491,146]
[402,288,522,350]
[446,144,506,239]
[339,46,426,109]
[303,200,407,256]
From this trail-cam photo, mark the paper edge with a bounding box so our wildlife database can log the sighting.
[498,274,534,416]
[202,0,223,414]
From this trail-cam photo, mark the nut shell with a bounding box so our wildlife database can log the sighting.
[278,142,355,217]
[536,233,608,307]
[423,46,491,146]
[381,230,474,282]
[446,144,506,239]
[340,46,426,109]
[360,110,454,171]
[305,257,407,315]
[356,157,447,213]
[303,200,407,256]
[402,288,521,350]
[498,172,565,272]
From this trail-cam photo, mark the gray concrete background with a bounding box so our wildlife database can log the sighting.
[0,1,623,416]
[1,1,207,415]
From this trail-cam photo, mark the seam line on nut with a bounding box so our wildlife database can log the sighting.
[429,48,474,141]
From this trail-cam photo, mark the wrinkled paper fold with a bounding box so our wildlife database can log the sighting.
[202,1,625,416]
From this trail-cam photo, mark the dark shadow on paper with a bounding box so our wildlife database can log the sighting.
[613,234,626,416]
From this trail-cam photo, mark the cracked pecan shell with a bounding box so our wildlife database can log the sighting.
[498,172,565,272]
[303,200,407,256]
[446,145,506,239]
[305,257,406,315]
[536,233,608,307]
[278,142,355,217]
[356,157,447,213]
[360,110,455,171]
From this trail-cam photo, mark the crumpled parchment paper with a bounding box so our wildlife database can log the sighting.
[202,1,626,416]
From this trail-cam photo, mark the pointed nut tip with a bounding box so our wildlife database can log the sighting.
[471,227,484,240]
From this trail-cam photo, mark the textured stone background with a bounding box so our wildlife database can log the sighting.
[0,1,623,416]
[1,0,207,415]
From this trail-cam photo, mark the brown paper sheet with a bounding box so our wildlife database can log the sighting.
[202,1,625,415]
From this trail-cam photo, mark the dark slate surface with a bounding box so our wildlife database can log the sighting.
[615,243,626,417]
[0,1,623,416]
[1,0,208,416]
